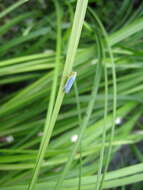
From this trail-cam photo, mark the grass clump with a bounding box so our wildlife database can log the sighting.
[0,1,143,190]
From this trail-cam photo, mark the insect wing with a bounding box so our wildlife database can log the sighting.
[64,77,74,93]
[64,72,77,93]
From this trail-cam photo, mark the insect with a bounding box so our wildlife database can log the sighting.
[64,72,77,94]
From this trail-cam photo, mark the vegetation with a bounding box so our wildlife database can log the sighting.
[0,0,143,190]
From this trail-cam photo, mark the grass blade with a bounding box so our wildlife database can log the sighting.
[27,0,88,189]
[0,0,29,18]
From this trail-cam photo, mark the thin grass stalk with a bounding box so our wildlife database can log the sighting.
[0,0,29,18]
[88,8,117,190]
[74,82,82,190]
[54,32,103,190]
[98,25,117,190]
[95,34,108,190]
[27,1,62,189]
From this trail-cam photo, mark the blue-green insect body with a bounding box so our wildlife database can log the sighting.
[64,72,77,94]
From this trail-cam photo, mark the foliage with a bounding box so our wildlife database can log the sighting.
[0,0,143,190]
